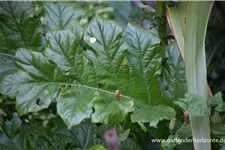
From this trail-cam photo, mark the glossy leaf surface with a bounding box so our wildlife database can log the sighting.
[160,43,186,105]
[0,1,42,54]
[131,104,176,126]
[0,53,17,79]
[43,2,85,31]
[0,17,176,129]
[174,93,207,116]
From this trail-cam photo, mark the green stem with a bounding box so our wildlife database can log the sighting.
[156,1,167,45]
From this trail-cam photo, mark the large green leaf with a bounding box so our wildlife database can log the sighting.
[0,49,62,114]
[70,23,85,41]
[57,86,93,129]
[131,104,176,127]
[84,16,128,91]
[161,123,192,150]
[45,30,84,81]
[42,2,85,31]
[0,53,17,79]
[0,23,134,127]
[57,86,134,129]
[1,113,21,139]
[91,90,134,124]
[0,1,42,54]
[160,43,186,105]
[123,22,163,105]
[56,123,104,149]
[21,125,60,150]
[174,93,207,116]
[208,92,225,112]
[0,17,175,129]
[84,17,174,126]
[0,113,29,150]
[211,124,225,138]
[1,113,84,150]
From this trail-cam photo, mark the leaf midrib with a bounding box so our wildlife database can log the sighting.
[14,81,135,101]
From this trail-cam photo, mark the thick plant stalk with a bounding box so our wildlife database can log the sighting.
[185,2,213,150]
[167,1,214,149]
[156,1,167,45]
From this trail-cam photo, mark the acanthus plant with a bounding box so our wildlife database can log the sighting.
[1,1,224,150]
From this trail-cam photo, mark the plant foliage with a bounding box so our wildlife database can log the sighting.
[0,14,177,130]
[0,1,198,149]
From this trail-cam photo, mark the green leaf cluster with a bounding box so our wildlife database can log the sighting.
[0,113,104,150]
[174,93,207,116]
[0,2,42,54]
[208,92,225,112]
[0,113,145,150]
[0,12,177,130]
[0,1,190,149]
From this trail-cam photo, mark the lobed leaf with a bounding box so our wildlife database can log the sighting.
[0,1,42,54]
[160,43,186,105]
[84,16,128,91]
[45,30,85,82]
[0,49,62,114]
[0,53,17,79]
[131,103,176,127]
[57,86,93,129]
[208,92,225,112]
[42,2,85,31]
[56,123,104,149]
[123,22,163,105]
[0,113,26,150]
[0,17,176,129]
[91,90,134,124]
[174,93,207,116]
[211,123,225,137]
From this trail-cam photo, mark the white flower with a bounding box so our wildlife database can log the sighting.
[89,37,96,43]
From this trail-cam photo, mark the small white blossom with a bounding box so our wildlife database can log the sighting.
[89,37,96,43]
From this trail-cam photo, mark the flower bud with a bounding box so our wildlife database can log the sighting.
[115,90,120,101]
[104,129,120,150]
[169,118,176,130]
[184,110,189,123]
